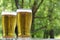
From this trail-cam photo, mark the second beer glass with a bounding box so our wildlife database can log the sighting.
[17,9,32,37]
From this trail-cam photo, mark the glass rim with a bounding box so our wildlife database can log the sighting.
[17,9,32,13]
[1,11,17,15]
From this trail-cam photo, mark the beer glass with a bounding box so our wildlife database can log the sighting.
[17,9,32,37]
[2,11,17,38]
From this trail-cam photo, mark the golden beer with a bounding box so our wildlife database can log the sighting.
[2,11,17,38]
[17,9,32,37]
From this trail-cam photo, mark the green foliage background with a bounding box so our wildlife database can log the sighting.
[0,0,60,38]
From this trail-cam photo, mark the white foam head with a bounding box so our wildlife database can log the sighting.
[17,9,32,13]
[1,11,17,15]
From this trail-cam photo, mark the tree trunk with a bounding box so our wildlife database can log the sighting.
[49,29,54,38]
[31,14,35,38]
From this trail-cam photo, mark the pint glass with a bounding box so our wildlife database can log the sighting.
[17,9,32,37]
[2,11,17,38]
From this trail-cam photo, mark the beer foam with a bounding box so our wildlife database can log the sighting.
[17,9,32,13]
[1,11,17,15]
